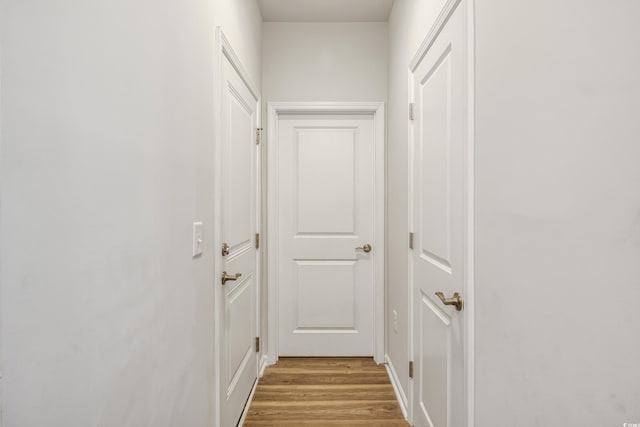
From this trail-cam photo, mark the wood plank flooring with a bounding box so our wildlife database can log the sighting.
[242,358,409,427]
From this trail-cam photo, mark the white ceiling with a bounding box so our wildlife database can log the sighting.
[257,0,395,22]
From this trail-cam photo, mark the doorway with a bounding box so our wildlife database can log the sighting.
[267,102,386,364]
[214,29,262,427]
[408,0,474,425]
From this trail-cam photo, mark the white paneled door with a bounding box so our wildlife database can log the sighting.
[277,114,375,356]
[410,1,469,426]
[219,50,259,427]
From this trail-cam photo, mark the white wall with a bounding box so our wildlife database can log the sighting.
[475,0,640,425]
[0,0,261,425]
[261,21,388,355]
[389,0,640,424]
[386,0,447,404]
[262,22,388,103]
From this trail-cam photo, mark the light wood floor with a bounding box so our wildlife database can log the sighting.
[242,357,410,427]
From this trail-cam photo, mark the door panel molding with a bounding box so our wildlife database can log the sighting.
[267,102,386,365]
[213,27,261,427]
[409,0,463,72]
[408,0,475,425]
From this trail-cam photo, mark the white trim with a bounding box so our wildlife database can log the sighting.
[237,378,259,427]
[385,355,409,419]
[266,102,279,366]
[213,27,261,427]
[407,0,475,424]
[237,355,270,427]
[258,355,269,377]
[406,64,416,426]
[267,101,386,365]
[255,98,263,386]
[465,0,476,425]
[212,27,223,427]
[409,0,463,72]
[218,31,259,101]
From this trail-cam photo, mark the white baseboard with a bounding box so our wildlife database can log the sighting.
[238,356,270,427]
[259,355,269,377]
[266,353,277,366]
[384,354,409,420]
[237,378,258,427]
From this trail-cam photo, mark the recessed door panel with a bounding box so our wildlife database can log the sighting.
[295,260,356,330]
[419,51,453,273]
[226,276,255,395]
[296,129,356,235]
[418,292,451,427]
[227,89,253,250]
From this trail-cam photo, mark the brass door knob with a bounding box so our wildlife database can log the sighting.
[356,244,372,253]
[221,271,241,285]
[435,291,463,311]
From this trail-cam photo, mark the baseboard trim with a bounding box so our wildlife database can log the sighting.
[384,354,409,420]
[238,355,269,427]
[259,355,269,377]
[237,378,258,427]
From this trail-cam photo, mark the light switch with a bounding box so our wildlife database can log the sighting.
[192,222,204,257]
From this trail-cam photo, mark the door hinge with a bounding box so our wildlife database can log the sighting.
[409,232,414,250]
[255,233,260,249]
[256,127,263,145]
[255,337,260,353]
[409,103,415,121]
[409,361,414,379]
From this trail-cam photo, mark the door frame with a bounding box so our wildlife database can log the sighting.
[266,101,386,365]
[407,0,475,425]
[213,27,261,427]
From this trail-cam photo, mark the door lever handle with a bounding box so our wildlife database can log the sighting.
[221,271,241,285]
[435,291,463,311]
[356,244,372,253]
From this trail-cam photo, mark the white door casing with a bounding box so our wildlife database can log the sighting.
[267,103,385,364]
[408,0,474,426]
[214,29,261,427]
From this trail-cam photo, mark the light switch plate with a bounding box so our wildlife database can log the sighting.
[192,222,204,257]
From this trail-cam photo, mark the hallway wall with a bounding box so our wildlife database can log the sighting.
[262,22,388,103]
[474,0,640,424]
[0,0,261,425]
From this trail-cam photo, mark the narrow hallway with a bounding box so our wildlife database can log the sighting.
[243,358,409,426]
[2,0,639,425]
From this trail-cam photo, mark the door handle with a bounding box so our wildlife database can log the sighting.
[221,271,241,285]
[356,244,372,253]
[435,291,463,311]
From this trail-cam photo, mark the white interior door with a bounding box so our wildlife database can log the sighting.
[220,53,259,427]
[276,114,375,356]
[410,1,468,426]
